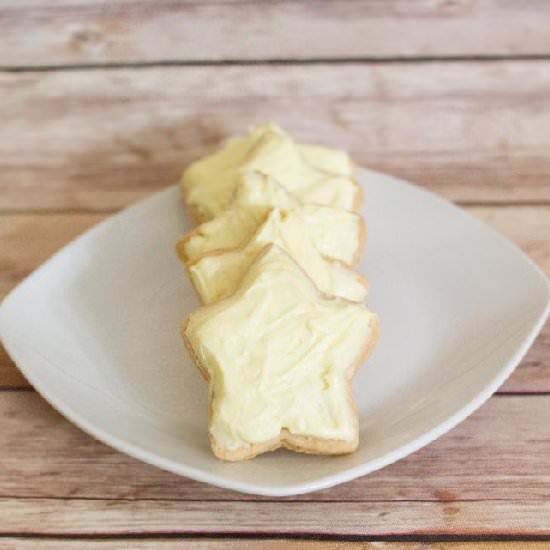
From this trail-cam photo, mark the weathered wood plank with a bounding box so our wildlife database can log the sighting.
[500,322,550,393]
[1,497,549,536]
[1,393,549,502]
[0,346,27,388]
[1,207,548,391]
[2,1,550,66]
[0,213,102,302]
[1,540,548,550]
[1,62,550,210]
[470,206,550,275]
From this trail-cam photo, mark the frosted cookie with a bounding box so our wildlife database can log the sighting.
[181,123,361,222]
[299,144,354,176]
[183,245,379,460]
[187,208,368,304]
[178,171,365,266]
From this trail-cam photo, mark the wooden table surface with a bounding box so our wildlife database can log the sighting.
[1,2,550,548]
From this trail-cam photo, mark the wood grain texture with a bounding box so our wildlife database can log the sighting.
[1,393,549,503]
[500,321,550,393]
[470,206,550,275]
[1,541,549,550]
[2,62,550,210]
[1,497,550,536]
[1,207,548,391]
[2,1,550,66]
[0,213,102,302]
[0,349,27,388]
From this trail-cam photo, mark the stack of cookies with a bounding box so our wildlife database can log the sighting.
[177,124,379,461]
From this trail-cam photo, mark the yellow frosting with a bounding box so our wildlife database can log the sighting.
[188,209,368,304]
[179,171,363,265]
[184,245,377,451]
[181,123,359,222]
[299,144,354,176]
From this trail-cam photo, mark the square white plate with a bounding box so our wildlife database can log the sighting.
[1,169,548,496]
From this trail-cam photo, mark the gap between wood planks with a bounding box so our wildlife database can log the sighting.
[0,532,550,550]
[0,537,549,550]
[0,495,540,503]
[2,54,550,73]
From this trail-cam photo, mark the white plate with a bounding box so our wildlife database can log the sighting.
[1,169,548,496]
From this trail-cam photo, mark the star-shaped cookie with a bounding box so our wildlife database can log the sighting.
[187,208,368,304]
[181,123,361,222]
[182,244,379,461]
[178,171,365,266]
